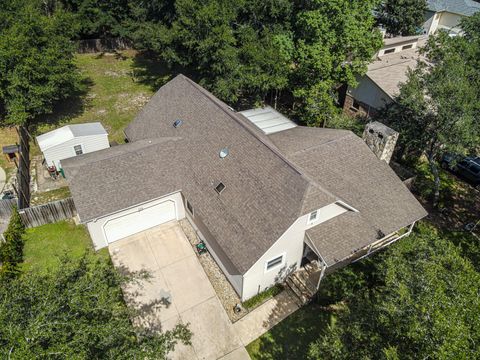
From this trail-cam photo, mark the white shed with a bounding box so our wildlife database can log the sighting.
[37,123,109,170]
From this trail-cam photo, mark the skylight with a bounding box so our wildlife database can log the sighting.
[173,119,183,128]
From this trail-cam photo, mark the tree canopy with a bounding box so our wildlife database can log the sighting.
[309,224,480,359]
[0,254,190,359]
[377,26,480,204]
[377,0,427,36]
[129,0,383,124]
[0,0,79,126]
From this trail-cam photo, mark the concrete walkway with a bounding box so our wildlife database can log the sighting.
[233,289,301,346]
[109,222,250,360]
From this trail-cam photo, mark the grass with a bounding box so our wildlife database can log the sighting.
[246,304,336,360]
[21,220,108,274]
[243,285,284,310]
[35,50,157,144]
[30,186,71,206]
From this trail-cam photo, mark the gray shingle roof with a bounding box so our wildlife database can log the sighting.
[64,75,334,274]
[427,0,480,16]
[64,75,426,273]
[268,127,428,264]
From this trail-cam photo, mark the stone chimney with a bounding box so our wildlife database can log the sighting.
[363,122,399,164]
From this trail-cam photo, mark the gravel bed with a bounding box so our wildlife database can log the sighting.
[179,219,249,322]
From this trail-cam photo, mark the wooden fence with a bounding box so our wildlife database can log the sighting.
[0,198,16,217]
[19,197,77,228]
[77,38,132,53]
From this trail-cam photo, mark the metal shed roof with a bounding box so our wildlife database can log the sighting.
[239,106,297,135]
[37,123,107,151]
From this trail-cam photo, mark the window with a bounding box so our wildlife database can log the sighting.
[73,145,83,156]
[215,182,226,194]
[384,48,395,54]
[309,210,318,223]
[402,44,413,50]
[186,200,194,215]
[266,255,284,271]
[351,99,360,111]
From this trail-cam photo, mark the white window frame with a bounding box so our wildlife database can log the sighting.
[308,210,318,224]
[73,144,84,156]
[264,253,285,273]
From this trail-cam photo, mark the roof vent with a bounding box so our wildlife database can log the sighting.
[215,182,226,194]
[219,148,229,159]
[173,119,183,128]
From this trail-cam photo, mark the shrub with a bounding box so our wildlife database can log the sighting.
[0,207,25,275]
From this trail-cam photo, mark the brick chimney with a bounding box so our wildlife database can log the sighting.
[363,122,399,164]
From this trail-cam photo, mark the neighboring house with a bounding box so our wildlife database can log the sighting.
[424,0,480,35]
[36,123,109,171]
[63,75,427,301]
[342,36,425,117]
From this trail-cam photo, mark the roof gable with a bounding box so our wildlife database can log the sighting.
[37,122,107,151]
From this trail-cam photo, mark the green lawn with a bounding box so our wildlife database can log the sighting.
[22,220,108,273]
[246,304,336,360]
[34,50,158,145]
[30,186,71,206]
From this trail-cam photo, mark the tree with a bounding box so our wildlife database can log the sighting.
[309,225,480,359]
[0,207,25,277]
[0,0,79,127]
[377,0,427,36]
[0,254,191,358]
[292,0,383,126]
[377,31,480,205]
[129,0,382,121]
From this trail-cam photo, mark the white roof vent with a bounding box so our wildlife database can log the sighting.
[219,148,229,158]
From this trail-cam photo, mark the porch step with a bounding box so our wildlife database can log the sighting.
[286,269,317,306]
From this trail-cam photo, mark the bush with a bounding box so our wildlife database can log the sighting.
[243,284,283,309]
[0,207,25,275]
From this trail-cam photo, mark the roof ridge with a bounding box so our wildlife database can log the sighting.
[179,75,306,177]
[286,131,355,157]
[63,137,182,168]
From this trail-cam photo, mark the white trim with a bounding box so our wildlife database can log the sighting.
[85,190,182,223]
[336,200,359,213]
[102,199,177,243]
[264,253,286,273]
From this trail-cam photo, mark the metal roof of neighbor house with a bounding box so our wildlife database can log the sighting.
[64,75,426,274]
[239,106,297,134]
[365,37,427,100]
[268,127,427,265]
[427,0,480,16]
[37,123,107,151]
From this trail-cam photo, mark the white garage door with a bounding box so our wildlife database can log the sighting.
[104,200,176,243]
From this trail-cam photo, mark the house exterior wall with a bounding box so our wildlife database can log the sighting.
[423,10,436,34]
[378,40,417,57]
[438,12,464,31]
[344,77,392,117]
[43,134,109,169]
[242,203,348,301]
[185,209,243,295]
[86,192,185,249]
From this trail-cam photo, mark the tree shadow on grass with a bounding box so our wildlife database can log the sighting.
[131,51,200,91]
[249,303,334,360]
[32,77,94,134]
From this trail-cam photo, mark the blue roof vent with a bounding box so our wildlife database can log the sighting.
[173,119,183,128]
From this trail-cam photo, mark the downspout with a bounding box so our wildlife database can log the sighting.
[305,232,328,291]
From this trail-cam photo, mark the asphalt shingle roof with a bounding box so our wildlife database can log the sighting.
[427,0,480,16]
[64,75,427,273]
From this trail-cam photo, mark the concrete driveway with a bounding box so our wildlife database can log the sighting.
[109,221,249,360]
